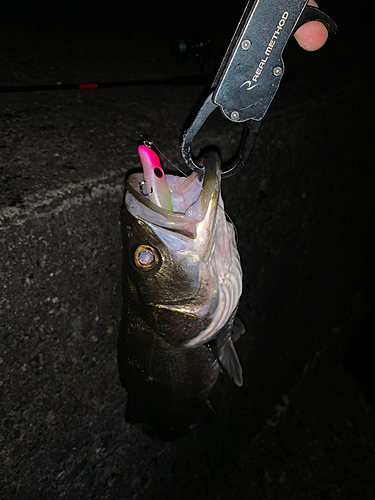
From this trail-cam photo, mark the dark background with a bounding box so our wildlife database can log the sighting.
[1,1,374,499]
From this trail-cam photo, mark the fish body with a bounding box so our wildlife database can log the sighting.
[118,150,243,440]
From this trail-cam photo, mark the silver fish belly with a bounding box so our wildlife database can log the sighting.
[118,151,244,440]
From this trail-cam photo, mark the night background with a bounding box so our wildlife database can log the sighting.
[1,1,374,499]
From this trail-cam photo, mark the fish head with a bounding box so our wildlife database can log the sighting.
[122,151,224,346]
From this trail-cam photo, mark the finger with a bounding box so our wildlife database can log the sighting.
[294,0,329,51]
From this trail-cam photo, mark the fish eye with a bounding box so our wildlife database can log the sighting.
[133,245,159,271]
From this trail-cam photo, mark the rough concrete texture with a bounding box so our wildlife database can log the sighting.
[1,2,374,499]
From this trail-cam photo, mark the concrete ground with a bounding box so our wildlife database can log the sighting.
[1,2,374,499]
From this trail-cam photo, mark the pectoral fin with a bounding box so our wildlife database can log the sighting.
[232,316,245,342]
[219,338,243,387]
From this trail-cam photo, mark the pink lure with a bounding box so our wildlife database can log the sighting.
[138,145,173,212]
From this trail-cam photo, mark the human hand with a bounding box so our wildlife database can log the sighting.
[294,0,328,51]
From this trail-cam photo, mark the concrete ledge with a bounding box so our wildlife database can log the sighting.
[1,3,374,497]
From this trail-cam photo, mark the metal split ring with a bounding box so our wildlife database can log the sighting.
[139,180,153,197]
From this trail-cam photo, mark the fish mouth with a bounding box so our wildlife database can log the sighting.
[125,152,221,240]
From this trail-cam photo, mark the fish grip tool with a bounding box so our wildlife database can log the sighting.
[181,0,337,178]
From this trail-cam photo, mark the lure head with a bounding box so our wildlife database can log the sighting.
[137,145,173,211]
